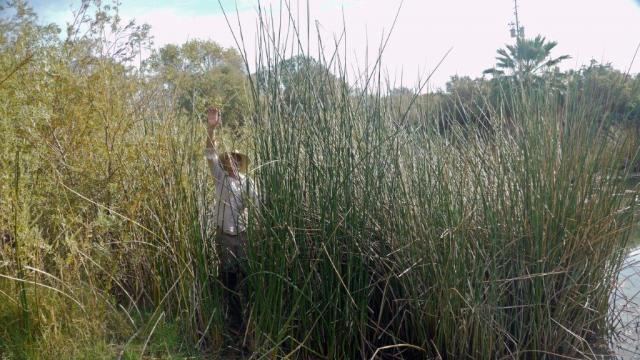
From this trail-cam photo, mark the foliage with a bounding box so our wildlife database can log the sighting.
[484,35,571,81]
[1,1,224,357]
[0,0,638,359]
[441,75,492,128]
[146,39,249,127]
[568,61,640,129]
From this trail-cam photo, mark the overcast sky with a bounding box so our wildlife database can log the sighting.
[28,0,640,90]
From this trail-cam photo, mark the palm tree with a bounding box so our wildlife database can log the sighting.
[483,35,570,81]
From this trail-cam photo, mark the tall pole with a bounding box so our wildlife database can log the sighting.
[513,0,523,40]
[512,0,524,77]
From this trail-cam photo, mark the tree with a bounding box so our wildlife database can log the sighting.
[146,39,248,127]
[483,35,570,83]
[442,75,492,128]
[254,55,342,106]
[569,60,640,131]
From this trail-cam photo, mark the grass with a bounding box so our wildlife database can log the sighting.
[0,301,193,359]
[0,1,638,359]
[236,5,638,358]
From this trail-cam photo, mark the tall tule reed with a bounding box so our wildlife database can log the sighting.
[236,3,637,358]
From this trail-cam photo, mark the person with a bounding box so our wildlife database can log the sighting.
[204,106,258,335]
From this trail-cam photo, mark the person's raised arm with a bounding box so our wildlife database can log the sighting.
[205,107,225,181]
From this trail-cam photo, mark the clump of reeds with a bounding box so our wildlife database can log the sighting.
[236,3,636,358]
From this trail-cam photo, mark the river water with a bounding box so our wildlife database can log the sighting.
[612,244,640,358]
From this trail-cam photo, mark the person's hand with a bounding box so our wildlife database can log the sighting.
[207,107,221,128]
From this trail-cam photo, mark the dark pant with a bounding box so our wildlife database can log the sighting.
[216,230,247,334]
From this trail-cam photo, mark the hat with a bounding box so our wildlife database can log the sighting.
[220,150,250,174]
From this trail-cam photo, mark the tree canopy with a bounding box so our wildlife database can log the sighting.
[146,39,248,127]
[484,35,570,83]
